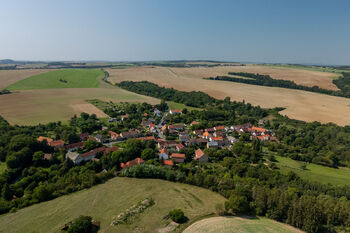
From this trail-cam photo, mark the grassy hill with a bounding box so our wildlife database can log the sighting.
[0,177,226,233]
[275,155,350,186]
[183,216,304,233]
[6,69,103,90]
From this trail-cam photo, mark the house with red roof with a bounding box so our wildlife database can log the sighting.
[176,143,185,151]
[214,126,225,131]
[109,131,120,140]
[194,149,208,162]
[64,141,84,152]
[171,153,185,163]
[37,136,53,144]
[169,109,182,115]
[49,139,65,150]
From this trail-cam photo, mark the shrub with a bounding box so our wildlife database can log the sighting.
[168,209,187,223]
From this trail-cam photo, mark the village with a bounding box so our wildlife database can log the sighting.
[37,106,277,170]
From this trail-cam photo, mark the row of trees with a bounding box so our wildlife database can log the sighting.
[208,71,350,99]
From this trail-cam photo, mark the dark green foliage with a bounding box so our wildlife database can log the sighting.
[168,209,187,223]
[208,71,350,99]
[118,81,218,108]
[66,216,93,233]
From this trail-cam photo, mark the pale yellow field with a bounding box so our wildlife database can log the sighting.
[0,69,54,89]
[0,87,159,125]
[183,216,304,233]
[107,66,350,126]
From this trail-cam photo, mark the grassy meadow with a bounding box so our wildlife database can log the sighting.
[6,69,103,90]
[167,101,203,111]
[0,177,226,233]
[275,155,350,186]
[182,216,304,233]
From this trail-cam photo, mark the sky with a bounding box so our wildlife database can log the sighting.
[1,0,349,65]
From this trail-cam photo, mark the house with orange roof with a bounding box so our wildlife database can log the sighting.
[137,136,156,141]
[163,159,174,167]
[171,153,185,163]
[159,148,169,160]
[194,149,208,162]
[202,131,210,139]
[109,131,120,140]
[37,136,53,144]
[120,157,145,169]
[251,126,267,133]
[121,114,129,121]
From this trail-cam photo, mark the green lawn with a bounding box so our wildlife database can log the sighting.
[0,177,226,233]
[6,69,104,90]
[182,216,303,233]
[275,155,350,186]
[167,101,203,111]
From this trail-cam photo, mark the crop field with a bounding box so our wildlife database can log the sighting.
[0,87,159,125]
[107,66,350,126]
[0,177,226,233]
[0,69,53,89]
[6,69,103,90]
[0,68,159,125]
[183,216,304,233]
[275,156,350,186]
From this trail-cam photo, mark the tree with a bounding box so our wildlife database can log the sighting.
[1,183,12,201]
[225,194,250,215]
[67,215,93,233]
[32,151,44,166]
[141,148,155,160]
[169,209,187,223]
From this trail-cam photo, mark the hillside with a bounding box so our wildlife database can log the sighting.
[0,177,226,233]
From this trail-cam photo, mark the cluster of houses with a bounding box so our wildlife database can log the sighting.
[37,107,276,169]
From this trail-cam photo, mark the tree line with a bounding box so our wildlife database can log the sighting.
[207,72,350,98]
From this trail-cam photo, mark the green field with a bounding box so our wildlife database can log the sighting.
[183,216,303,233]
[167,101,203,111]
[275,155,350,186]
[0,177,226,233]
[6,69,104,90]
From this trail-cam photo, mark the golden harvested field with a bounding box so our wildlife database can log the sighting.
[183,216,304,233]
[107,66,350,126]
[0,69,54,89]
[0,87,159,125]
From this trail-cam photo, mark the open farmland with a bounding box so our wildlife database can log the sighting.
[0,87,159,125]
[0,177,226,233]
[275,156,350,186]
[107,66,350,126]
[183,216,304,233]
[6,69,103,90]
[0,69,53,89]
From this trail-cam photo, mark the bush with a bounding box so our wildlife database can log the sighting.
[67,216,93,233]
[168,209,187,223]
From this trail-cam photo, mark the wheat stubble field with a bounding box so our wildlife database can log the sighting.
[0,69,54,89]
[107,66,350,126]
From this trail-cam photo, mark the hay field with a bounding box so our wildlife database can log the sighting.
[0,87,159,125]
[0,177,226,233]
[0,69,53,89]
[6,69,103,90]
[107,66,350,126]
[183,216,304,233]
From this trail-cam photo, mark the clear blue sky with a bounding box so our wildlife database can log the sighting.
[1,0,349,65]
